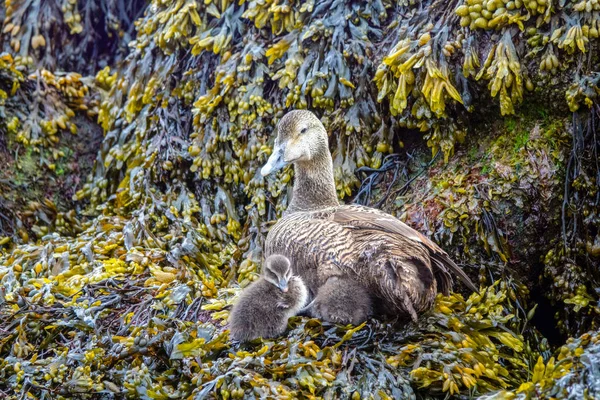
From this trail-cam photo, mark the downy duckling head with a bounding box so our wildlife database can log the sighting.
[263,254,293,292]
[261,110,329,177]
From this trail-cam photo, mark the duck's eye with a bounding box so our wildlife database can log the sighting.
[265,270,277,282]
[300,127,308,134]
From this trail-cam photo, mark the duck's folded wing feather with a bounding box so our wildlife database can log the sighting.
[327,205,478,294]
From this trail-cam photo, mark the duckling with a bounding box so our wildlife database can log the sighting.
[261,110,478,320]
[308,276,372,325]
[228,255,308,342]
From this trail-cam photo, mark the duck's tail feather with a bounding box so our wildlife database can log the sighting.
[431,253,478,294]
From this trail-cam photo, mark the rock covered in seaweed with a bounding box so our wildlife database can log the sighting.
[0,0,599,398]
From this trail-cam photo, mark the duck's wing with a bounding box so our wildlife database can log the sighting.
[325,205,478,295]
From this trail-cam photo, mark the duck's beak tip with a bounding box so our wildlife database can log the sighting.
[261,150,286,177]
[260,165,272,177]
[279,279,289,292]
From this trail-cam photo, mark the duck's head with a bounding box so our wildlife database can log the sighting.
[261,110,328,177]
[263,254,293,292]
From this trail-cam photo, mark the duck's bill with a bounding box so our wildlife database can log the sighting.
[278,279,289,292]
[260,147,288,176]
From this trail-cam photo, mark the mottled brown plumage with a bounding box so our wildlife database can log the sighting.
[228,255,308,342]
[261,110,478,320]
[308,276,372,325]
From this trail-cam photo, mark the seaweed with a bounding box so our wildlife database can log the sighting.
[1,0,600,398]
[1,0,147,74]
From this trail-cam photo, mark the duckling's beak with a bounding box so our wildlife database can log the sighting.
[261,144,288,176]
[278,278,289,292]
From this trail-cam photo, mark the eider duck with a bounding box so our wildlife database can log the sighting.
[260,110,477,321]
[308,275,372,325]
[228,255,308,342]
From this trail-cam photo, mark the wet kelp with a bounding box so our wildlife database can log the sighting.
[1,0,600,398]
[480,330,600,399]
[1,0,147,74]
[0,254,546,399]
[375,0,599,160]
[0,52,101,243]
[543,107,600,336]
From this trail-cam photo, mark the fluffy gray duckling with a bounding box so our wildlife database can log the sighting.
[306,276,372,325]
[229,255,308,342]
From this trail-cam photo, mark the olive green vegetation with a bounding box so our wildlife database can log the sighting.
[391,107,600,338]
[0,0,599,398]
[1,0,146,74]
[0,53,102,244]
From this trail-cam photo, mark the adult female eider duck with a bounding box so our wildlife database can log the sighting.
[260,110,477,321]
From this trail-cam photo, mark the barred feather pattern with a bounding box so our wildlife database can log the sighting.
[264,204,476,319]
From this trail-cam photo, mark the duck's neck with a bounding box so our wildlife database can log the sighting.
[287,152,339,213]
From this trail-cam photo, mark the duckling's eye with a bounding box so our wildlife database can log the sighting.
[300,127,308,134]
[265,270,277,282]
